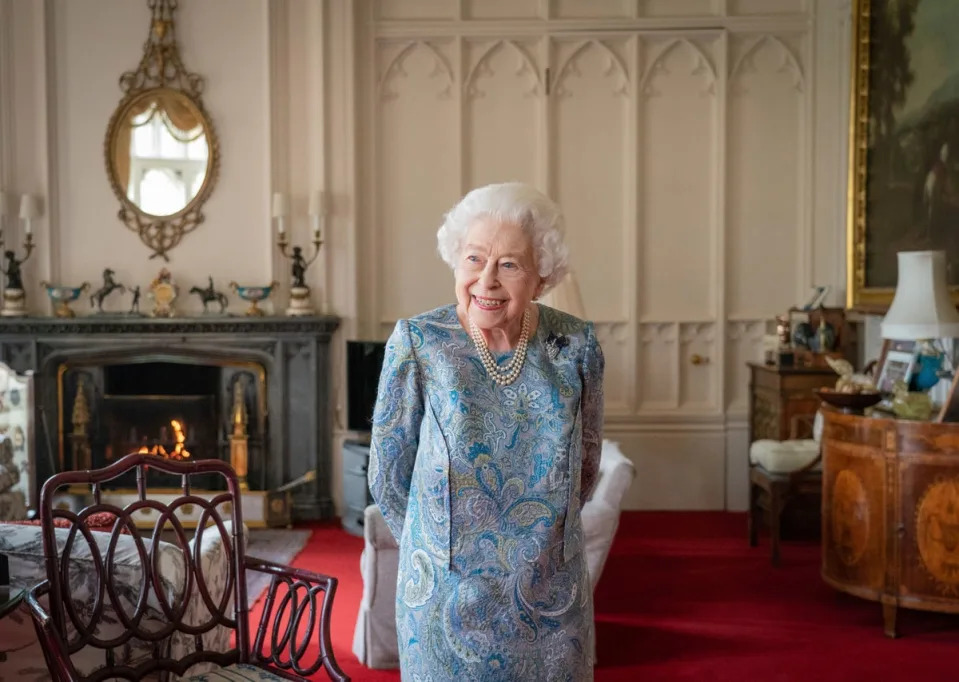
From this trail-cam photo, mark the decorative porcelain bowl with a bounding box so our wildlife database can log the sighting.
[229,281,279,317]
[41,281,89,318]
[815,388,882,415]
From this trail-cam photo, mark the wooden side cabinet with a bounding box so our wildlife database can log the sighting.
[821,410,959,637]
[342,439,373,537]
[748,363,836,443]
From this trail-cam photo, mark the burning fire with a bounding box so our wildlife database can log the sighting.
[137,419,191,460]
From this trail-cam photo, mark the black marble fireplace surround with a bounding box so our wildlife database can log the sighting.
[0,315,340,521]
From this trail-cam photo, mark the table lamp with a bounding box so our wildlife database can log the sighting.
[540,269,587,319]
[882,251,959,340]
[881,250,959,392]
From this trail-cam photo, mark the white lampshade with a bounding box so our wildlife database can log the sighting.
[308,190,327,217]
[271,192,288,218]
[18,194,39,220]
[541,270,587,319]
[881,250,959,340]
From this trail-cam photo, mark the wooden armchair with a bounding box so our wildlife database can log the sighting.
[24,453,349,681]
[748,412,823,566]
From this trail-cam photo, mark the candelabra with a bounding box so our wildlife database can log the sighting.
[273,190,326,316]
[0,194,39,317]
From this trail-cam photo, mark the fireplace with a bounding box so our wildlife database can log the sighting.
[62,358,265,490]
[0,315,339,521]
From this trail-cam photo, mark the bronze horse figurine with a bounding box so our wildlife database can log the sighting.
[190,276,229,314]
[90,269,126,313]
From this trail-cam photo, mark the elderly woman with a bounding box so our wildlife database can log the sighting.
[369,181,604,680]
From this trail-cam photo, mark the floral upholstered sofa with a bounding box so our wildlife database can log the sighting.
[0,519,247,681]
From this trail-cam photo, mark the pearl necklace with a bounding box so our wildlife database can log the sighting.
[469,308,531,386]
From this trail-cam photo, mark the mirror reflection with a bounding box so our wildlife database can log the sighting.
[111,89,210,217]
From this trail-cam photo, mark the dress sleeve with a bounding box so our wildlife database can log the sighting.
[579,322,605,505]
[368,319,425,543]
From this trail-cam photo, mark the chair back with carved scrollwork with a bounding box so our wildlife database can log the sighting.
[33,453,248,681]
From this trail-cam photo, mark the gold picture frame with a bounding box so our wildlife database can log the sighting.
[846,0,959,312]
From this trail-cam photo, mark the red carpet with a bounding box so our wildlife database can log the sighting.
[254,512,959,681]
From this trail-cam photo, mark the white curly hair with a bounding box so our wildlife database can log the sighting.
[436,182,569,294]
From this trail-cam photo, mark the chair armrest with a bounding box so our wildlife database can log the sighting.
[245,556,350,682]
[25,580,76,681]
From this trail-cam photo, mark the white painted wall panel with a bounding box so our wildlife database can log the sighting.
[464,0,542,20]
[730,0,807,15]
[640,38,718,321]
[641,0,718,17]
[553,39,630,322]
[464,39,541,190]
[551,0,634,19]
[377,41,459,320]
[727,35,805,319]
[376,0,457,21]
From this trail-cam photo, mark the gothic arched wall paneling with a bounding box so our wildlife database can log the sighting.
[358,0,839,511]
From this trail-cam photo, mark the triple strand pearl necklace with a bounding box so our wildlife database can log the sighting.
[469,308,531,386]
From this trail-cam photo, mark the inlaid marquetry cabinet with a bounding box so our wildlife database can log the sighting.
[821,410,959,638]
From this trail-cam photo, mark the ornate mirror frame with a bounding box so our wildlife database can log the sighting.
[104,0,220,260]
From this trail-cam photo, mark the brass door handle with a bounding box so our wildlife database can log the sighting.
[690,354,710,365]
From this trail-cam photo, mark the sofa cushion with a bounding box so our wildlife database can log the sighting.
[184,662,289,680]
[1,511,131,534]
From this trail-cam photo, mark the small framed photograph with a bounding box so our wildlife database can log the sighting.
[938,372,959,423]
[876,348,918,394]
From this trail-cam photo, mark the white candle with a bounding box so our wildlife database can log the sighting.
[271,192,288,218]
[19,194,39,234]
[272,192,287,235]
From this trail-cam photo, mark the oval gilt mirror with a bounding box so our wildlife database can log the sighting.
[108,88,211,218]
[104,0,219,260]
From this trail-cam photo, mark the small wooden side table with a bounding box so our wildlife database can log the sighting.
[748,362,836,443]
[747,363,836,564]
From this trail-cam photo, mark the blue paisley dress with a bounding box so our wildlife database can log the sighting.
[369,303,605,681]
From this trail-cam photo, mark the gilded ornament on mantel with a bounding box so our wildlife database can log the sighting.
[148,268,178,318]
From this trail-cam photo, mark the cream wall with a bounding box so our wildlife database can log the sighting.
[1,0,274,308]
[0,0,856,515]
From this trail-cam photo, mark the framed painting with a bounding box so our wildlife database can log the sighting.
[847,0,959,311]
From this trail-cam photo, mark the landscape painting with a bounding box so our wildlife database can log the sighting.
[848,0,959,310]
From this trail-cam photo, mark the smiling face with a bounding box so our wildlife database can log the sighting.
[455,215,544,336]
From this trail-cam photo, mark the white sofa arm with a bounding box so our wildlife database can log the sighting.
[353,504,401,669]
[366,504,399,551]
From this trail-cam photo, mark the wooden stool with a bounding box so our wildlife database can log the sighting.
[748,438,821,566]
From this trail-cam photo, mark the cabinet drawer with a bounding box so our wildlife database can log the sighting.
[342,506,366,537]
[344,469,372,510]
